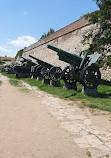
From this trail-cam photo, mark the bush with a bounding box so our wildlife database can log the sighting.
[106,55,111,67]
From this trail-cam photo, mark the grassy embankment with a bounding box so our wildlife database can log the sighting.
[0,72,111,112]
[9,79,21,87]
[8,77,30,93]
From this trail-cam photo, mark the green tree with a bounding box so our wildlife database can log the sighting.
[83,0,111,54]
[40,28,55,39]
[15,49,23,60]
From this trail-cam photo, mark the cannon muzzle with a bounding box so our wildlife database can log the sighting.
[21,56,31,62]
[29,55,43,64]
[47,45,62,53]
[29,55,53,69]
[29,55,38,61]
[21,56,27,61]
[21,56,36,66]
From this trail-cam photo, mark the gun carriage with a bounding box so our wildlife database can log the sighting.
[14,56,36,78]
[47,44,101,90]
[29,55,62,82]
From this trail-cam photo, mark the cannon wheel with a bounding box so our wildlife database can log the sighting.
[30,65,38,78]
[41,67,49,79]
[49,67,62,81]
[62,66,76,84]
[80,64,101,89]
[36,65,43,77]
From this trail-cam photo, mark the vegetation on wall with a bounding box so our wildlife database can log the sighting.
[82,0,111,55]
[40,28,55,39]
[98,55,111,68]
[15,49,23,60]
[106,55,111,67]
[82,0,111,68]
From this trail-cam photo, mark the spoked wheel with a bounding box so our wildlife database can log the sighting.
[80,64,101,89]
[41,67,49,79]
[36,65,43,77]
[49,67,62,82]
[62,66,76,85]
[33,65,40,78]
[31,65,40,78]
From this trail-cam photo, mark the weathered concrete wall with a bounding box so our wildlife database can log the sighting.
[23,18,97,68]
[100,67,111,81]
[23,17,111,81]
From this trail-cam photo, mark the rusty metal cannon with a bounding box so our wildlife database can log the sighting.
[14,56,36,78]
[29,55,62,83]
[47,44,101,90]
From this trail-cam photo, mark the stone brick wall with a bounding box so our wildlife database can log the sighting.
[23,17,111,81]
[100,67,111,81]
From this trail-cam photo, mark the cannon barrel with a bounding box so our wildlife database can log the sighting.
[21,56,36,66]
[21,56,26,59]
[29,55,39,61]
[21,56,27,61]
[21,56,31,62]
[29,55,53,69]
[47,44,82,64]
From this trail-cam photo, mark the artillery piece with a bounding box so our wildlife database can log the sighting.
[14,56,36,78]
[47,44,101,90]
[29,55,62,83]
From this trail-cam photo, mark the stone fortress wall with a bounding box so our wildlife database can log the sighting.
[23,18,111,81]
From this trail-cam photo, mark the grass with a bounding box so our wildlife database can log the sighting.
[106,154,109,158]
[0,72,17,79]
[0,80,2,85]
[1,71,111,112]
[9,79,30,93]
[9,79,22,87]
[19,87,30,93]
[87,151,92,157]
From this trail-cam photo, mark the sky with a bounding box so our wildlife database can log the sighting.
[0,0,99,57]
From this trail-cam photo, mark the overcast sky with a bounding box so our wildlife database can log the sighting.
[0,0,98,57]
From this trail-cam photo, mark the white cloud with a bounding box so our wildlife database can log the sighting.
[0,47,13,53]
[9,36,37,47]
[0,35,37,57]
[0,46,15,57]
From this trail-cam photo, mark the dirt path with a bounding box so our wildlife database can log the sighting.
[0,74,88,158]
[0,74,111,158]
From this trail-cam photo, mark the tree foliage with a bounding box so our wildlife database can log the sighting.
[40,28,55,39]
[15,49,23,60]
[83,0,111,54]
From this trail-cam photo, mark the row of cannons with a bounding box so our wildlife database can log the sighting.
[1,63,16,74]
[14,45,102,95]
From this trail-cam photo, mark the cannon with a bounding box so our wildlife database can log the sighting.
[47,44,101,90]
[29,55,62,82]
[6,66,15,74]
[20,57,40,78]
[14,56,36,78]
